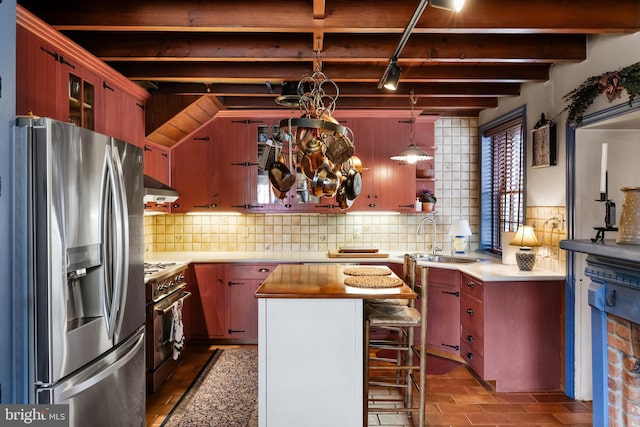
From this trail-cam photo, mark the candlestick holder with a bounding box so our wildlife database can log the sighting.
[592,177,618,242]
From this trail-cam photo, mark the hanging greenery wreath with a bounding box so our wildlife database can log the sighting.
[562,61,640,125]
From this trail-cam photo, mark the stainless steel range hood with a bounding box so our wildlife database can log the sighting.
[144,175,179,204]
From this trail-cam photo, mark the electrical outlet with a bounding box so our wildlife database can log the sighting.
[319,235,327,242]
[241,227,249,239]
[353,226,362,239]
[363,225,372,233]
[175,235,183,242]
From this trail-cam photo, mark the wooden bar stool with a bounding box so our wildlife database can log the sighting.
[364,258,428,426]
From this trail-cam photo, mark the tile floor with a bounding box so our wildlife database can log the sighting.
[146,344,593,426]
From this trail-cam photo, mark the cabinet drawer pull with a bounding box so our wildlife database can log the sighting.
[467,335,474,343]
[442,291,460,297]
[228,281,245,286]
[193,136,210,141]
[228,329,245,334]
[466,282,475,289]
[466,308,474,316]
[466,352,474,360]
[442,343,459,350]
[258,268,270,273]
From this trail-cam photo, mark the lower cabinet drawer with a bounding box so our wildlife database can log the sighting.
[460,325,484,357]
[228,264,278,280]
[460,341,484,377]
[460,293,484,335]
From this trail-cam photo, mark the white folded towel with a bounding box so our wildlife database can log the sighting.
[170,299,185,360]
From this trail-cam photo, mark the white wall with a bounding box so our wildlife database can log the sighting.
[480,33,640,207]
[479,32,640,401]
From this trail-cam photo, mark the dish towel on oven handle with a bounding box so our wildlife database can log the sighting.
[169,299,185,360]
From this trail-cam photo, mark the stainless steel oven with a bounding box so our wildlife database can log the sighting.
[144,262,190,393]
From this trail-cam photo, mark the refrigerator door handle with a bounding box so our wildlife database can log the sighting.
[100,145,126,340]
[110,144,130,337]
[57,330,144,402]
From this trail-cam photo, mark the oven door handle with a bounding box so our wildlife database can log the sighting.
[154,291,191,315]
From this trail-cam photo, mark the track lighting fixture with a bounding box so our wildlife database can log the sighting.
[377,0,464,91]
[382,61,402,91]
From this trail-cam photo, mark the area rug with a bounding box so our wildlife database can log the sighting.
[162,347,258,427]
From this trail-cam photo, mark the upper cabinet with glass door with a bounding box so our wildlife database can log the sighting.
[68,73,95,130]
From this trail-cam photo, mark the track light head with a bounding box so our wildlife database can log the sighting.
[383,62,402,91]
[429,0,465,12]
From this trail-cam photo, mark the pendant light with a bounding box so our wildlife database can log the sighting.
[390,90,433,164]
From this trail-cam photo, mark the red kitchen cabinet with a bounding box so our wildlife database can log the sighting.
[170,122,218,213]
[190,263,277,343]
[426,268,461,355]
[143,141,170,185]
[460,273,564,391]
[191,264,227,339]
[349,117,416,211]
[16,26,59,120]
[102,78,147,147]
[17,8,149,143]
[226,264,277,340]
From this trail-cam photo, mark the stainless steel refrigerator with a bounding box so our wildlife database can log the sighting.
[15,117,145,426]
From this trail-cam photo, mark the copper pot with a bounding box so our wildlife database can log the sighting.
[269,153,296,192]
[344,168,362,200]
[310,159,339,198]
[301,151,324,180]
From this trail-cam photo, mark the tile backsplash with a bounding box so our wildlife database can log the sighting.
[143,117,565,275]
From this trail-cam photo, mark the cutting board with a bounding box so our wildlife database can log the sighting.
[328,250,389,258]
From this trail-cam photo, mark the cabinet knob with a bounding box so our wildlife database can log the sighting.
[467,335,474,343]
[258,268,270,273]
[466,308,474,316]
[466,282,475,289]
[466,352,474,360]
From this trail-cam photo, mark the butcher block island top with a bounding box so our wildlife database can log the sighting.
[254,263,416,300]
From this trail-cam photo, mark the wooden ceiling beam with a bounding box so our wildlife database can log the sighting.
[20,0,640,34]
[111,61,550,83]
[147,82,522,97]
[72,32,586,63]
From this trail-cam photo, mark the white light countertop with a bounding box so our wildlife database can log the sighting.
[145,250,565,282]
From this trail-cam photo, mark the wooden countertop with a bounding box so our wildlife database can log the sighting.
[255,264,416,300]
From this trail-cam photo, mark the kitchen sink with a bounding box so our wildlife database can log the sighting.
[411,254,489,264]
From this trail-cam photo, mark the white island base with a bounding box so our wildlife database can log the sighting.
[258,298,364,427]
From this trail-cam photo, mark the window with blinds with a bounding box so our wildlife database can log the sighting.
[479,108,525,254]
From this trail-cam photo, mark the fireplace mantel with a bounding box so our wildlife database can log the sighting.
[561,239,640,427]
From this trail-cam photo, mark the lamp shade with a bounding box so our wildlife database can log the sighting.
[449,219,472,236]
[390,144,433,164]
[509,225,541,248]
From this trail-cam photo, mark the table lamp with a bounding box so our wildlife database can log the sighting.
[509,225,541,271]
[449,219,472,255]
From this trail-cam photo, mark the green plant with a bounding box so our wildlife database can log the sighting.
[419,188,436,203]
[563,61,640,125]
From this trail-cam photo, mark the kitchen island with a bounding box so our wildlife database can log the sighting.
[255,264,415,427]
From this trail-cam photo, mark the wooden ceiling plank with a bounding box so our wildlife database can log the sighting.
[21,0,640,34]
[75,32,585,63]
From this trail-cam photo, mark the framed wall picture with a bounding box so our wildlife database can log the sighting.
[531,121,557,168]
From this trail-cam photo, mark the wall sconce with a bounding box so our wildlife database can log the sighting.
[509,225,542,271]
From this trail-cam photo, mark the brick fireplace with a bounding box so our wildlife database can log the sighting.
[607,314,640,426]
[561,239,640,426]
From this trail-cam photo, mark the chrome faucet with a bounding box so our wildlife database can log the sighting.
[417,216,438,255]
